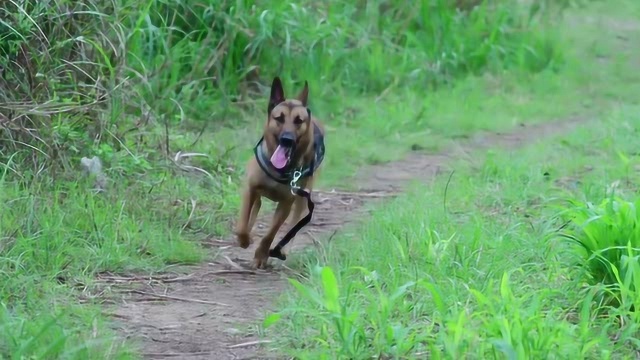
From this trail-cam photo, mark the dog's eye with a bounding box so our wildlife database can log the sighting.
[294,116,304,125]
[274,114,285,123]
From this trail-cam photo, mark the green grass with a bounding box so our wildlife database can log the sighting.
[265,104,640,359]
[0,0,639,358]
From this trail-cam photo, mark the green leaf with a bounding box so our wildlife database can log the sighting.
[263,313,282,329]
[288,278,323,308]
[389,281,416,302]
[500,272,511,300]
[321,266,340,313]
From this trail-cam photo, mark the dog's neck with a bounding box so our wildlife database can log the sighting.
[261,137,312,173]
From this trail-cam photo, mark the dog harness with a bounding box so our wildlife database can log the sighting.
[253,122,325,184]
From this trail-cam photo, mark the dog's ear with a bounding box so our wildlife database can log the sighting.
[297,80,309,107]
[268,76,285,114]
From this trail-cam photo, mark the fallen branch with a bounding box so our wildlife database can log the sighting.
[317,189,398,198]
[206,270,257,276]
[97,273,196,284]
[125,290,230,307]
[309,221,343,227]
[222,255,245,270]
[142,351,213,357]
[162,274,197,283]
[227,340,273,349]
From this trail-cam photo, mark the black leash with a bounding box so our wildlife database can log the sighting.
[268,171,315,261]
[268,188,314,261]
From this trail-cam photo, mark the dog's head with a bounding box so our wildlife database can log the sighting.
[265,76,312,170]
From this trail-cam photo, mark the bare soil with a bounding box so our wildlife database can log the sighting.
[104,117,583,359]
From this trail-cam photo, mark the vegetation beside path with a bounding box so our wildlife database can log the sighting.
[263,1,640,358]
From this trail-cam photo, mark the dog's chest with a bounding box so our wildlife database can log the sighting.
[256,173,312,202]
[256,178,293,202]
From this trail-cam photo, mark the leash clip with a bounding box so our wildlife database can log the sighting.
[290,170,302,195]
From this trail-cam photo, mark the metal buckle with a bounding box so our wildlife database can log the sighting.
[290,170,302,195]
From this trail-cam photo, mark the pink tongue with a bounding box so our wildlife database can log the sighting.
[270,145,289,169]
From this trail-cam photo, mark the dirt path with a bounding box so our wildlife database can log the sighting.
[105,116,583,359]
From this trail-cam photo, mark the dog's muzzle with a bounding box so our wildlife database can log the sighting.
[279,131,296,149]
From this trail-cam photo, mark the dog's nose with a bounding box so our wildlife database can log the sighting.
[279,132,295,147]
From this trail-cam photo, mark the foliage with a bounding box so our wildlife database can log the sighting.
[0,0,564,173]
[558,194,640,312]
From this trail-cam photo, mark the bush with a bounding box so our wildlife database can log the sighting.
[1,0,565,174]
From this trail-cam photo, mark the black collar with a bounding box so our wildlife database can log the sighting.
[253,137,315,185]
[253,105,324,186]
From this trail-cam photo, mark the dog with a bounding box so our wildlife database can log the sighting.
[235,76,326,269]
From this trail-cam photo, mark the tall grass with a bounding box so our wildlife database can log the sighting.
[1,0,566,174]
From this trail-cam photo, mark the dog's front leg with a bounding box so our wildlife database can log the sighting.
[236,184,258,249]
[253,200,293,269]
[248,197,262,234]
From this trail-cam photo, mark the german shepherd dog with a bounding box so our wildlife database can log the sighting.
[235,77,325,269]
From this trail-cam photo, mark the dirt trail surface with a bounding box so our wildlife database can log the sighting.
[105,117,583,359]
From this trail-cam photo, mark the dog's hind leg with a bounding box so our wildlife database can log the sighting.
[253,200,293,269]
[236,185,258,249]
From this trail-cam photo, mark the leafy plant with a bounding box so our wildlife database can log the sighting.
[557,194,640,308]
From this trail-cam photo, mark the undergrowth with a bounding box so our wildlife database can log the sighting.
[0,0,569,172]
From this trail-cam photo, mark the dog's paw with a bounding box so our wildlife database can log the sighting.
[237,232,251,249]
[252,248,270,269]
[251,258,269,270]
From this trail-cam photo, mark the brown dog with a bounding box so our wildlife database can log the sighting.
[235,77,325,269]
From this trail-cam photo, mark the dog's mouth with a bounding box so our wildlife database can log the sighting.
[270,144,293,170]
